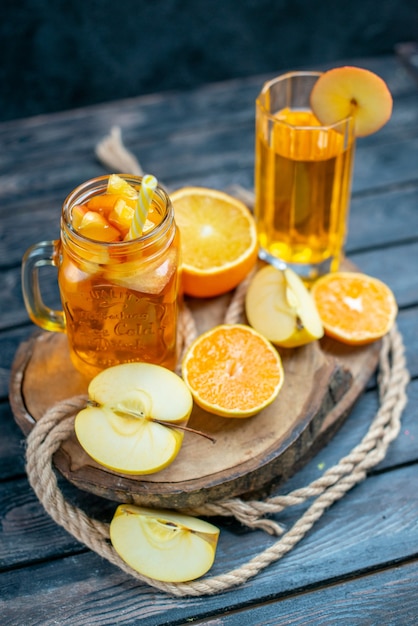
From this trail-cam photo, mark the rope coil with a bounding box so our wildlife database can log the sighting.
[25,305,409,597]
[23,129,410,596]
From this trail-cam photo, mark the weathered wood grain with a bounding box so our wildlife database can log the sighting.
[0,102,417,217]
[0,56,416,219]
[0,402,26,479]
[0,53,417,624]
[347,185,418,252]
[195,560,418,625]
[10,320,375,508]
[0,56,413,171]
[1,464,417,626]
[1,377,417,569]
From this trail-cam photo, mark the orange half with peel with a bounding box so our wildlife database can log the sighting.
[170,187,258,298]
[311,272,397,345]
[181,324,284,418]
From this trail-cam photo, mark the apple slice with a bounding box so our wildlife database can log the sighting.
[87,193,119,217]
[61,257,101,284]
[107,173,138,201]
[310,66,393,137]
[108,198,135,236]
[75,363,193,474]
[110,505,220,582]
[76,210,122,242]
[72,204,88,230]
[245,265,324,347]
[104,248,177,295]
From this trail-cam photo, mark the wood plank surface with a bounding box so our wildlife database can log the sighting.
[2,377,417,570]
[0,53,417,625]
[1,464,418,625]
[195,561,418,625]
[11,327,360,508]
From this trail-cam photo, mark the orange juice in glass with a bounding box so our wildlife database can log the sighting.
[22,175,181,379]
[255,71,356,280]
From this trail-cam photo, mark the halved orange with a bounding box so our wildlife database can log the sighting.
[311,271,397,345]
[181,324,284,418]
[170,187,258,298]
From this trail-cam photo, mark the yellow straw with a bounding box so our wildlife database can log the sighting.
[129,174,158,239]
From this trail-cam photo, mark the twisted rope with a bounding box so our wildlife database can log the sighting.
[175,304,198,376]
[25,305,409,597]
[95,126,144,177]
[24,129,410,596]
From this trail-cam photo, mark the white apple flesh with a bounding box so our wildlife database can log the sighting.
[110,505,220,582]
[310,66,393,137]
[245,265,324,347]
[75,363,193,474]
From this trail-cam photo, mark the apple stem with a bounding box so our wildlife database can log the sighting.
[154,419,217,443]
[96,401,217,444]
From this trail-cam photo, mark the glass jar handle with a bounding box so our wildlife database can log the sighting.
[21,240,66,332]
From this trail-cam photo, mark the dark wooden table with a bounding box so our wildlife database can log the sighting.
[1,54,418,625]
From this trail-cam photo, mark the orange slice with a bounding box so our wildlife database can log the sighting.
[170,187,258,298]
[310,66,393,137]
[181,324,284,418]
[107,173,138,203]
[311,272,397,345]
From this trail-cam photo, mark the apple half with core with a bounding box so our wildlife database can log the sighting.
[75,363,193,474]
[110,505,220,582]
[245,265,324,347]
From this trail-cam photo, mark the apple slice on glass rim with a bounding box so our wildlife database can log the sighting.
[310,66,393,137]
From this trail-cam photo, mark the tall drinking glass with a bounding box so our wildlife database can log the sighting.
[255,71,356,280]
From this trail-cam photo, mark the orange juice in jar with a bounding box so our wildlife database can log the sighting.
[22,175,181,379]
[255,72,356,280]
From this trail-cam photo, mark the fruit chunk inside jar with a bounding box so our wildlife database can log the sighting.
[71,174,161,242]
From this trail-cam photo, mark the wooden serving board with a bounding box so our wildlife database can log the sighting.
[10,291,381,509]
